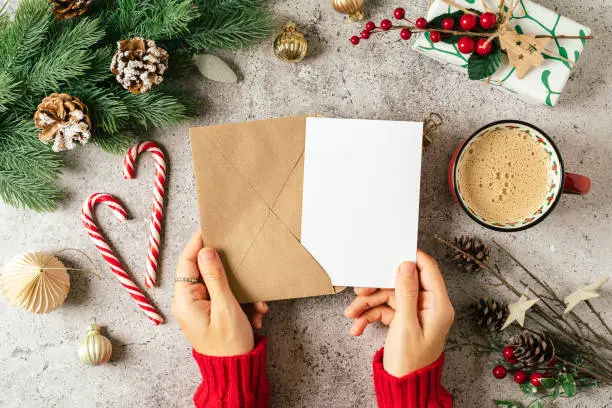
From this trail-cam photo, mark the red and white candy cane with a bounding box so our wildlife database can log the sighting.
[81,193,164,325]
[121,141,167,289]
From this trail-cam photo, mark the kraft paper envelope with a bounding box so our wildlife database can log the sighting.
[190,116,341,303]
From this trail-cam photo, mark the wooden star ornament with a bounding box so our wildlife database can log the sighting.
[498,25,551,79]
[501,295,539,330]
[563,276,609,313]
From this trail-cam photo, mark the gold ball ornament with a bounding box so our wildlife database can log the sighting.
[273,22,308,63]
[0,252,70,314]
[331,0,365,21]
[78,325,113,366]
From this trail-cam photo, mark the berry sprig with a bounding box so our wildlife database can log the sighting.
[350,7,499,57]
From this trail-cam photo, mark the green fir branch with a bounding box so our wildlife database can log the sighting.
[194,0,267,9]
[87,46,116,83]
[67,84,130,134]
[0,0,53,75]
[121,88,193,129]
[100,0,198,41]
[27,18,104,92]
[93,131,134,154]
[186,7,273,51]
[0,145,62,181]
[0,72,21,113]
[0,168,62,212]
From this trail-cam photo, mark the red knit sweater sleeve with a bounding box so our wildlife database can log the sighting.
[192,336,270,408]
[373,349,453,408]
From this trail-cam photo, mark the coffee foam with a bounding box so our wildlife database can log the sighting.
[456,128,551,224]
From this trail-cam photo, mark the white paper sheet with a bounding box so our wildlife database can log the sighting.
[301,117,423,288]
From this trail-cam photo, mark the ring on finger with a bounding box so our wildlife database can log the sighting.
[174,277,200,284]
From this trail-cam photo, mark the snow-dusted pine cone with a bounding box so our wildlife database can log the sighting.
[50,0,93,19]
[513,331,556,367]
[34,93,91,152]
[110,38,169,94]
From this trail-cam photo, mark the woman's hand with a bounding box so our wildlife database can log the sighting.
[172,229,269,356]
[344,250,454,377]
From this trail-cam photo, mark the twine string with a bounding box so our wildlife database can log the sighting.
[49,248,102,279]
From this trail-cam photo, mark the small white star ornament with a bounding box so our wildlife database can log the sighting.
[502,295,539,330]
[563,277,609,314]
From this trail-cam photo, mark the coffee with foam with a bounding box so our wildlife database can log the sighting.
[456,127,551,224]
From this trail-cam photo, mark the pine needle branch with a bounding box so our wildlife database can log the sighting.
[0,168,62,212]
[0,145,62,181]
[67,83,130,134]
[120,87,193,129]
[186,7,273,51]
[93,131,134,154]
[0,72,21,113]
[0,0,53,75]
[28,18,105,92]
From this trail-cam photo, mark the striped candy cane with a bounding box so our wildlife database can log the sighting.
[122,141,167,289]
[81,193,164,325]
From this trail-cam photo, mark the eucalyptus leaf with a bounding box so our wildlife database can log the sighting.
[558,373,576,397]
[538,378,557,388]
[520,383,539,396]
[527,399,543,408]
[468,47,502,80]
[551,385,560,402]
[494,400,523,408]
[193,54,238,83]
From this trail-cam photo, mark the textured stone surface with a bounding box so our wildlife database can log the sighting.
[1,0,611,407]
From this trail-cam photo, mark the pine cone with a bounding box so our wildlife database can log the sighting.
[474,298,509,332]
[50,0,93,19]
[110,38,169,94]
[34,93,91,152]
[512,331,556,367]
[453,236,490,272]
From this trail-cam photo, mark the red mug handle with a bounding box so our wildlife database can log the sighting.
[563,172,591,195]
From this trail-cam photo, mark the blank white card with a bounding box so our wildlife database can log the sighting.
[301,117,424,288]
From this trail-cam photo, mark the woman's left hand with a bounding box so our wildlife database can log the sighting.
[172,229,269,356]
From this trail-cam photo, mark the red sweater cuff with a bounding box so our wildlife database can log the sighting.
[373,349,453,408]
[192,336,270,408]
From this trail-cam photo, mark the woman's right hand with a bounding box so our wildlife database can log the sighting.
[344,250,455,377]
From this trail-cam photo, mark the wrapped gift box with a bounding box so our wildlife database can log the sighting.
[411,0,591,106]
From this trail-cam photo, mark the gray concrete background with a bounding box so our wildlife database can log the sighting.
[1,0,611,407]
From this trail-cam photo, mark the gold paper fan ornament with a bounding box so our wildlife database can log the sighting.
[273,22,308,63]
[0,252,70,314]
[331,0,365,21]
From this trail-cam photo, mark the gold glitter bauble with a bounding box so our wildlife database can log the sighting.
[78,325,113,366]
[273,22,308,63]
[331,0,364,21]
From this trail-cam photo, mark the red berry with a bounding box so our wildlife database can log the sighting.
[415,17,428,29]
[429,31,441,43]
[493,365,507,379]
[365,21,376,31]
[514,370,528,384]
[380,19,392,31]
[442,17,455,30]
[459,13,477,30]
[476,38,493,55]
[457,36,476,54]
[361,30,370,39]
[530,372,544,386]
[502,346,517,363]
[394,7,406,20]
[400,28,412,40]
[350,35,360,45]
[547,357,559,367]
[479,12,497,29]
